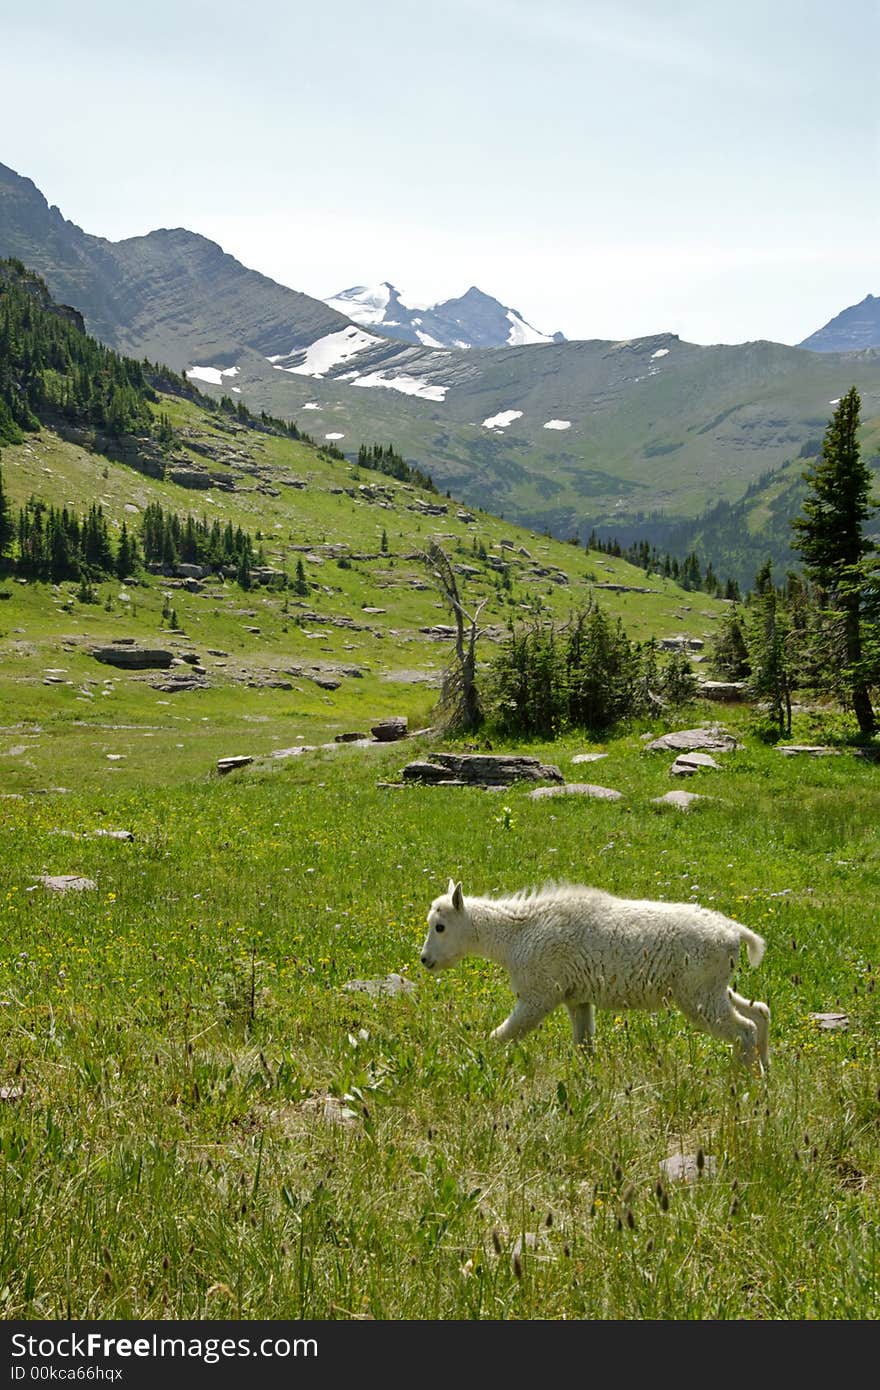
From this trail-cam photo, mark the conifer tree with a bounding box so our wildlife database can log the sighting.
[0,464,13,570]
[791,388,876,735]
[745,561,792,738]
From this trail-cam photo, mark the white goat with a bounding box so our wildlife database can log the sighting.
[421,880,770,1072]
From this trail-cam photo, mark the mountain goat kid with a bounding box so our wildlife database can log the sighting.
[421,880,770,1073]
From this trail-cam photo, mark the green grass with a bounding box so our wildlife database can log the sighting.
[0,414,877,1320]
[0,705,878,1320]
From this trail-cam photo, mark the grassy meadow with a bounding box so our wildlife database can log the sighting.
[0,414,878,1322]
[0,702,878,1320]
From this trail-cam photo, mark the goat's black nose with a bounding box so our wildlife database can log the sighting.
[420,955,428,965]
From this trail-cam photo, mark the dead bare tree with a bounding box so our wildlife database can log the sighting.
[422,541,488,733]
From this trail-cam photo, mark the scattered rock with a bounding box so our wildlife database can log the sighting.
[528,783,623,801]
[0,1086,24,1103]
[38,875,97,892]
[670,752,720,776]
[92,645,175,669]
[698,681,746,701]
[271,746,314,759]
[571,752,608,764]
[647,728,740,753]
[217,755,253,775]
[371,716,409,742]
[93,829,134,840]
[151,675,207,693]
[777,745,843,757]
[809,1012,849,1031]
[658,635,704,650]
[596,583,657,595]
[342,974,417,997]
[402,753,564,786]
[660,1151,717,1183]
[335,732,369,743]
[299,1095,359,1127]
[652,791,706,810]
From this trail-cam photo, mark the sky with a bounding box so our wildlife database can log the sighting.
[2,0,877,347]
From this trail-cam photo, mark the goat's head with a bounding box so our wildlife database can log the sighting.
[421,879,471,971]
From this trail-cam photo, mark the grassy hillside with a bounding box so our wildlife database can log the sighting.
[0,389,736,795]
[192,335,880,558]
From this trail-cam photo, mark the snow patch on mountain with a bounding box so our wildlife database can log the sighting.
[482,409,523,430]
[186,364,240,385]
[651,347,670,359]
[543,419,571,430]
[351,371,448,401]
[324,283,393,326]
[269,326,382,378]
[322,281,563,350]
[506,310,554,346]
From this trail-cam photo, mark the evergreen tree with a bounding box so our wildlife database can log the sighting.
[710,606,750,681]
[0,464,13,570]
[745,561,792,738]
[293,557,308,596]
[791,388,877,735]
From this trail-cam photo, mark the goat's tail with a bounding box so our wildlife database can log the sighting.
[741,926,766,969]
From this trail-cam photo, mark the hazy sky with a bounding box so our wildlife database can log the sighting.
[2,0,877,345]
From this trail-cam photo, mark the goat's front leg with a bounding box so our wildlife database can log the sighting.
[490,997,550,1043]
[566,1001,596,1048]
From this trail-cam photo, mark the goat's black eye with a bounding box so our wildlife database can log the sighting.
[435,922,445,933]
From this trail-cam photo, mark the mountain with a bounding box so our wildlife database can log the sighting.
[0,161,348,369]
[799,294,880,353]
[323,281,565,349]
[2,160,878,577]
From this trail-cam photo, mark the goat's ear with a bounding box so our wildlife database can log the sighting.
[447,877,457,897]
[451,882,464,912]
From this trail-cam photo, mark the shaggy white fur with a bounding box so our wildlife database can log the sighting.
[421,880,770,1072]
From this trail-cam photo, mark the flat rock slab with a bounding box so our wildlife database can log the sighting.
[93,829,134,840]
[271,745,315,759]
[671,752,720,776]
[652,791,706,809]
[371,716,408,741]
[342,973,417,997]
[571,752,608,764]
[528,783,623,801]
[777,745,843,757]
[217,755,254,775]
[38,875,97,892]
[647,728,740,753]
[402,753,564,786]
[92,646,175,669]
[660,1152,718,1183]
[298,1095,359,1127]
[810,1012,849,1030]
[698,681,746,700]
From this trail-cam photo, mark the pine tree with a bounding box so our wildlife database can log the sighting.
[745,561,792,738]
[0,464,14,570]
[791,388,876,735]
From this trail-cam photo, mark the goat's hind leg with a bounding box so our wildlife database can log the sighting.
[680,989,762,1074]
[566,1001,596,1048]
[729,989,770,1072]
